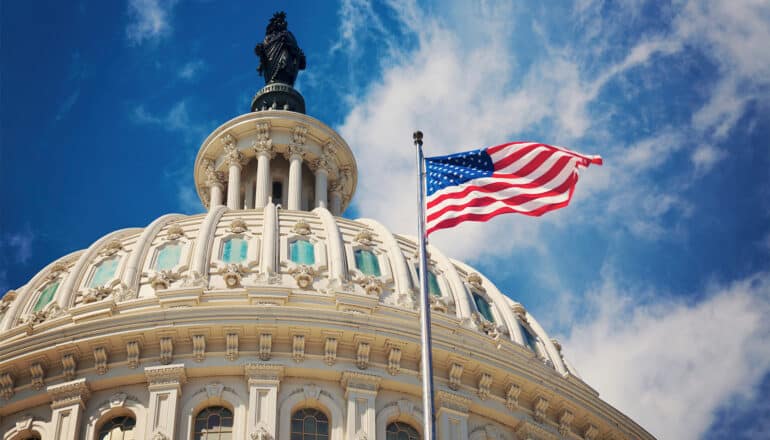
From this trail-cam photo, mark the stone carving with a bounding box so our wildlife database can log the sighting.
[252,125,274,156]
[254,11,306,86]
[144,364,187,386]
[387,347,402,376]
[206,382,224,399]
[467,272,484,290]
[250,427,272,440]
[324,337,338,365]
[226,333,239,361]
[356,342,371,370]
[165,223,185,240]
[30,362,45,390]
[62,353,77,380]
[159,337,173,365]
[448,363,463,391]
[203,159,225,188]
[151,431,169,440]
[192,335,206,362]
[584,424,599,440]
[229,218,249,233]
[100,239,124,257]
[48,378,91,408]
[559,409,574,436]
[533,396,549,423]
[0,291,15,317]
[182,270,207,288]
[429,294,452,313]
[354,229,375,246]
[79,285,113,304]
[109,392,128,408]
[94,347,108,375]
[0,372,14,400]
[14,414,34,432]
[511,303,527,322]
[477,372,493,400]
[150,270,180,291]
[259,333,272,361]
[312,154,333,173]
[292,220,311,235]
[113,284,138,302]
[505,383,521,410]
[23,303,63,327]
[292,334,305,362]
[355,275,383,297]
[303,384,321,400]
[289,264,314,289]
[219,264,246,288]
[472,312,500,338]
[126,341,140,369]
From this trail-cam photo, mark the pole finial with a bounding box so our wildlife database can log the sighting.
[413,131,423,147]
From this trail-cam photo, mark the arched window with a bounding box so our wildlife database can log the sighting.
[472,292,495,323]
[97,415,136,440]
[155,243,182,271]
[519,321,539,353]
[32,280,59,312]
[193,406,233,440]
[89,256,120,288]
[290,408,329,439]
[222,237,248,263]
[386,422,420,440]
[354,249,381,276]
[290,239,315,265]
[416,268,442,297]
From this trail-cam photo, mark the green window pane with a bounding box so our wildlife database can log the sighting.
[222,238,248,263]
[520,322,538,352]
[155,243,182,271]
[89,257,120,288]
[417,268,442,297]
[472,292,495,323]
[290,240,315,265]
[355,249,381,276]
[33,281,59,312]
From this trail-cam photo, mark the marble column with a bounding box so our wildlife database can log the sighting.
[223,135,244,209]
[313,156,331,209]
[253,122,274,208]
[144,364,186,439]
[329,181,343,215]
[244,363,284,439]
[435,390,470,440]
[286,145,304,210]
[341,372,381,440]
[47,378,90,440]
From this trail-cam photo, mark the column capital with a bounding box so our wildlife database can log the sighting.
[340,371,381,395]
[311,154,334,173]
[47,378,90,409]
[435,389,471,414]
[202,159,225,189]
[145,364,187,390]
[283,144,306,161]
[291,124,309,145]
[224,144,245,169]
[329,180,343,194]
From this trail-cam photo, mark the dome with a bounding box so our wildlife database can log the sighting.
[0,11,654,440]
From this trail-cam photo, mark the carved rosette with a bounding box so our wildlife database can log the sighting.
[292,220,311,235]
[289,265,315,289]
[355,275,383,297]
[165,223,185,241]
[217,264,245,288]
[149,270,181,291]
[229,218,249,234]
[354,229,375,247]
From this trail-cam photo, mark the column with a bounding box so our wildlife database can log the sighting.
[313,156,330,209]
[254,122,273,208]
[47,378,90,440]
[285,145,304,210]
[329,181,343,215]
[223,135,244,209]
[144,364,186,439]
[244,363,284,439]
[341,372,381,440]
[203,159,225,208]
[435,390,470,440]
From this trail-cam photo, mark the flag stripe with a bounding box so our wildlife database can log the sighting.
[424,141,601,234]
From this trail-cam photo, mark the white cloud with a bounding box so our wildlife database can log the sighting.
[5,229,34,264]
[178,60,205,80]
[126,0,178,45]
[560,271,770,440]
[691,144,726,176]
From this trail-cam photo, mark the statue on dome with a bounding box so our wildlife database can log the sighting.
[254,11,306,86]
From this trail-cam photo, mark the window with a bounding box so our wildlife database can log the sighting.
[222,238,248,263]
[272,181,283,206]
[416,268,441,297]
[155,243,182,271]
[290,239,315,265]
[33,281,59,312]
[98,416,136,440]
[290,408,329,440]
[519,322,539,353]
[89,257,120,288]
[194,406,233,440]
[386,422,420,440]
[354,249,381,276]
[472,292,495,323]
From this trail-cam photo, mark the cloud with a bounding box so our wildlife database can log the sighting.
[560,271,770,440]
[5,229,34,264]
[178,60,205,80]
[132,100,205,139]
[691,144,726,176]
[126,0,178,45]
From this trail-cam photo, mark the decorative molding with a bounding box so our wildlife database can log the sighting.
[435,390,471,414]
[505,383,521,410]
[341,371,381,393]
[259,333,272,361]
[165,223,185,240]
[289,264,315,289]
[206,382,224,399]
[219,263,246,288]
[149,270,180,291]
[126,340,141,369]
[99,239,124,257]
[62,353,78,380]
[448,362,464,391]
[253,121,273,155]
[290,124,308,146]
[159,337,173,365]
[30,362,45,390]
[250,426,272,440]
[203,159,225,188]
[292,334,305,362]
[192,334,206,362]
[222,133,244,168]
[0,371,14,400]
[387,346,402,376]
[145,364,187,387]
[93,346,108,375]
[229,218,249,233]
[226,332,239,361]
[511,303,527,322]
[477,372,493,400]
[356,342,371,370]
[533,396,549,423]
[584,423,599,440]
[324,337,338,365]
[354,274,383,296]
[47,378,90,409]
[244,363,284,383]
[558,409,574,436]
[109,392,128,408]
[354,229,375,247]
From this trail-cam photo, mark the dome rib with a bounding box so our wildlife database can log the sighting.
[260,203,278,275]
[190,205,228,283]
[313,206,347,284]
[121,213,186,293]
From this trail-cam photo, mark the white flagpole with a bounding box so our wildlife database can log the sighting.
[414,130,437,440]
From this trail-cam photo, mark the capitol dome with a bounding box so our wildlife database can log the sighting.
[0,12,654,440]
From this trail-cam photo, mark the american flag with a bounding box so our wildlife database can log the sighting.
[425,142,603,235]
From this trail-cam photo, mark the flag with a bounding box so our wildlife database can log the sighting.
[425,142,603,235]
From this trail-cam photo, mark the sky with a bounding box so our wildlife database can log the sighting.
[1,0,769,438]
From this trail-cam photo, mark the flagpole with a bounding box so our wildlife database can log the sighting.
[414,130,437,440]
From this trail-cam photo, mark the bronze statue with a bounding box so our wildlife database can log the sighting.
[254,12,306,86]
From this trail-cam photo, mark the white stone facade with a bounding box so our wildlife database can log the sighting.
[0,110,655,439]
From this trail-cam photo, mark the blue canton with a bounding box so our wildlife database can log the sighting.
[425,148,494,196]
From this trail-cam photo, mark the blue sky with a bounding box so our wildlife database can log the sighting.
[1,1,769,438]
